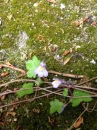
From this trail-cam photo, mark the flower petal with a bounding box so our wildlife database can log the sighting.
[34,62,48,77]
[52,81,59,88]
[34,67,39,74]
[38,71,44,77]
[52,78,62,88]
[43,69,48,77]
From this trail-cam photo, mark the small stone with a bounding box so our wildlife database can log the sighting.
[0,20,2,25]
[33,3,38,7]
[60,3,65,10]
[90,59,96,64]
[13,118,17,122]
[0,18,2,25]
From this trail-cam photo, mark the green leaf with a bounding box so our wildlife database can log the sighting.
[27,69,36,78]
[63,88,68,96]
[26,60,34,71]
[95,79,97,83]
[71,98,82,107]
[50,99,64,114]
[71,90,92,107]
[35,78,43,86]
[26,55,40,78]
[82,96,92,102]
[17,83,34,98]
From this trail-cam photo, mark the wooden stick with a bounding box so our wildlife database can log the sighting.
[49,70,84,79]
[0,63,26,74]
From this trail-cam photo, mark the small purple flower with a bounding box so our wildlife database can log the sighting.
[52,78,64,88]
[35,62,48,77]
[59,104,67,114]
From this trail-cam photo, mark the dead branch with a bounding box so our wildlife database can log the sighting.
[0,63,26,74]
[49,70,84,79]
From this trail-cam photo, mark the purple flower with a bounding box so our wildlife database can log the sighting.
[59,104,67,114]
[35,62,48,77]
[52,78,64,88]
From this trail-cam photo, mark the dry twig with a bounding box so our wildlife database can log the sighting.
[49,70,84,79]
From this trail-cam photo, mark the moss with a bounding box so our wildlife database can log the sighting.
[1,0,97,129]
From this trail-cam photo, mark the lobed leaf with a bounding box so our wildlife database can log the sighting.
[95,79,97,83]
[50,99,64,114]
[17,83,34,98]
[26,55,40,78]
[71,90,92,107]
[27,69,36,78]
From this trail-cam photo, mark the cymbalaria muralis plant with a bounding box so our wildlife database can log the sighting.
[17,55,93,114]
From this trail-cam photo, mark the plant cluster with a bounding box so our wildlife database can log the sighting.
[16,55,93,114]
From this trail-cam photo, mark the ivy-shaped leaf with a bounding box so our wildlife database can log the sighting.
[26,55,40,78]
[71,98,82,107]
[26,60,34,71]
[71,90,92,107]
[27,69,36,78]
[95,79,97,83]
[63,88,68,96]
[50,99,64,114]
[17,83,34,98]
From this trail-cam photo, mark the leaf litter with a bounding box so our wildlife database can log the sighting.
[74,116,84,128]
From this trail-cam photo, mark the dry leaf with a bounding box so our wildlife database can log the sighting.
[43,46,47,51]
[5,62,13,66]
[4,0,10,3]
[48,116,55,126]
[9,103,19,112]
[59,59,64,63]
[62,50,71,56]
[65,120,68,123]
[7,14,13,20]
[6,111,16,117]
[74,117,83,128]
[1,95,6,101]
[1,72,9,77]
[36,34,45,42]
[33,108,40,113]
[60,28,64,34]
[73,15,97,27]
[53,44,58,51]
[72,18,84,27]
[91,21,97,25]
[47,0,56,4]
[16,125,21,130]
[64,56,72,65]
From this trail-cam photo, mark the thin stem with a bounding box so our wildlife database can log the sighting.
[0,79,35,88]
[0,84,97,99]
[0,79,51,88]
[39,87,63,96]
[75,87,97,95]
[60,84,97,95]
[0,91,55,108]
[82,101,97,112]
[77,76,97,85]
[69,109,86,130]
[75,85,97,91]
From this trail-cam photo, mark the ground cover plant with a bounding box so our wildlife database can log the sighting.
[0,0,97,129]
